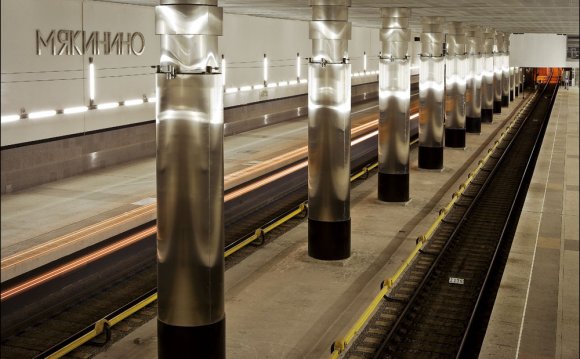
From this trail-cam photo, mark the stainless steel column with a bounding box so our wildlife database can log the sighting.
[155,1,225,357]
[515,67,520,96]
[501,32,511,107]
[482,27,495,123]
[444,21,467,148]
[493,30,503,113]
[418,16,445,170]
[519,66,524,93]
[308,0,352,260]
[377,8,411,202]
[510,66,515,100]
[465,25,483,133]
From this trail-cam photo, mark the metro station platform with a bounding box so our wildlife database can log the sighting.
[84,96,538,358]
[0,102,378,281]
[480,87,579,358]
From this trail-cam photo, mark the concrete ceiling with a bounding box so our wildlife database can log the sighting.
[100,0,580,35]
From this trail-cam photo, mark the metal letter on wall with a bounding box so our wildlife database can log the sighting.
[155,0,225,357]
[377,7,411,202]
[308,0,352,261]
[36,30,56,55]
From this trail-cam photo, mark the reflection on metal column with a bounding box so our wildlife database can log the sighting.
[510,66,515,100]
[465,25,483,133]
[155,1,225,357]
[377,7,411,202]
[515,67,521,96]
[500,32,511,107]
[519,66,524,93]
[482,27,495,122]
[493,30,503,113]
[308,0,352,260]
[444,21,467,148]
[418,16,445,170]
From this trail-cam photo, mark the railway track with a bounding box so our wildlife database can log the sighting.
[0,165,380,359]
[0,105,387,358]
[343,82,558,359]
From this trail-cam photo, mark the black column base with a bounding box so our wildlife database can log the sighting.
[493,101,502,113]
[510,91,514,101]
[466,116,482,133]
[519,84,523,93]
[378,172,409,202]
[418,146,443,170]
[158,317,225,359]
[308,218,350,260]
[502,95,509,107]
[515,87,519,97]
[445,128,466,148]
[481,109,493,123]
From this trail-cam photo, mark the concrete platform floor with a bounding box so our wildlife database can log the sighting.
[480,87,579,359]
[0,102,377,281]
[93,95,529,358]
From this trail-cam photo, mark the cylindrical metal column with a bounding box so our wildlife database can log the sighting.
[515,67,520,96]
[155,1,225,357]
[465,25,483,133]
[481,27,495,123]
[418,16,445,170]
[308,0,352,260]
[444,21,467,148]
[510,66,515,100]
[377,8,411,202]
[520,66,524,93]
[493,30,503,113]
[501,32,511,107]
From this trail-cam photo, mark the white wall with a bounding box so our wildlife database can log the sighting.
[1,0,382,147]
[219,14,381,87]
[509,33,567,68]
[1,0,158,146]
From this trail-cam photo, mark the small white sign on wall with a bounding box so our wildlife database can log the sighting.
[510,33,567,68]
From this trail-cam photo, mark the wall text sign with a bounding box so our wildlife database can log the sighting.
[36,30,145,56]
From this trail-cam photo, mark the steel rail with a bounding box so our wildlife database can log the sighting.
[329,87,534,358]
[456,79,559,358]
[371,79,554,359]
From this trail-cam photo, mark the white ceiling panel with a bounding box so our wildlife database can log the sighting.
[94,0,579,35]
